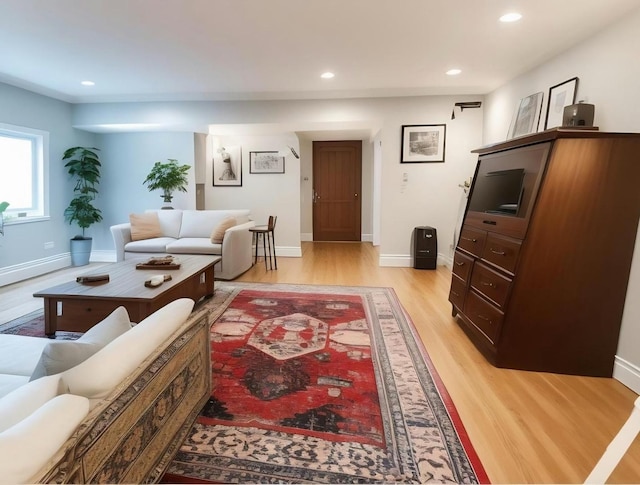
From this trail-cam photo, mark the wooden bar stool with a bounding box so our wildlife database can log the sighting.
[249,216,277,270]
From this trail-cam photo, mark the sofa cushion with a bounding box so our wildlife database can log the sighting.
[125,236,176,254]
[30,306,132,381]
[0,375,30,399]
[0,394,90,484]
[179,210,250,238]
[166,238,222,255]
[61,298,195,405]
[210,216,237,243]
[149,209,183,238]
[130,212,162,241]
[0,335,50,376]
[0,375,63,433]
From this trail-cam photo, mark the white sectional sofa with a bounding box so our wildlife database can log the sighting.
[0,299,211,484]
[110,209,255,280]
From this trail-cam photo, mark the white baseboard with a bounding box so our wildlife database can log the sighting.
[613,355,640,394]
[254,246,302,258]
[301,233,373,242]
[379,253,450,268]
[0,254,71,287]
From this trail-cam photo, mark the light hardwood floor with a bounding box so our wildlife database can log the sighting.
[1,242,638,483]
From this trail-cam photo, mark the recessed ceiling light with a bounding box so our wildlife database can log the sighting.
[321,72,335,79]
[446,69,462,76]
[500,12,522,22]
[81,80,95,86]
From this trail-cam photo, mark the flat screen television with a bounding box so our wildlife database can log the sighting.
[464,142,550,239]
[467,168,525,217]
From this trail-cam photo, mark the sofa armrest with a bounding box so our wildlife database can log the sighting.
[217,221,255,280]
[110,223,132,262]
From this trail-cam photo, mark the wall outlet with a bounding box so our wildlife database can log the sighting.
[44,241,55,249]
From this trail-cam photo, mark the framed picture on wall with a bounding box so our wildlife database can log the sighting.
[400,124,446,163]
[507,92,544,139]
[249,151,285,174]
[213,146,242,186]
[544,77,578,129]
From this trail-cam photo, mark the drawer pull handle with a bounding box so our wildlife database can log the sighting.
[455,261,465,266]
[480,281,495,288]
[461,237,477,243]
[490,248,506,256]
[477,314,492,323]
[451,291,460,297]
[483,220,497,225]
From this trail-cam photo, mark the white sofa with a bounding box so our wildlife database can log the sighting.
[0,299,211,484]
[110,209,255,280]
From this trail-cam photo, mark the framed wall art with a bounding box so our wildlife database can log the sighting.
[507,92,544,139]
[249,151,285,174]
[544,77,578,129]
[213,146,242,186]
[401,124,446,163]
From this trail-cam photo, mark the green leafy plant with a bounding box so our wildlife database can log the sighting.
[63,147,103,238]
[143,159,191,203]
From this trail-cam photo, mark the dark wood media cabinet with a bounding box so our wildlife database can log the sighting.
[449,128,640,377]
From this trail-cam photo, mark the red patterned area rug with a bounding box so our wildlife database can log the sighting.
[165,282,489,484]
[0,310,80,340]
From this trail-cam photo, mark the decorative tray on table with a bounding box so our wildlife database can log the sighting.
[135,255,181,270]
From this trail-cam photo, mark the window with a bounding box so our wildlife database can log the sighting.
[0,123,48,222]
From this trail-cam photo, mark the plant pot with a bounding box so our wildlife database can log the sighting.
[70,237,92,266]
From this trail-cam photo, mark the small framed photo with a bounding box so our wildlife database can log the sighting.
[401,124,446,163]
[213,146,242,186]
[507,92,544,139]
[544,77,579,130]
[249,151,285,174]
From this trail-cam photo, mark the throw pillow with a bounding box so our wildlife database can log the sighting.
[29,306,132,381]
[30,341,102,380]
[129,212,162,241]
[210,216,237,243]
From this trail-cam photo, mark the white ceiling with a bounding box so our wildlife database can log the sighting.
[0,0,638,104]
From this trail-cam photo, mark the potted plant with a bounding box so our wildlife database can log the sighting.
[63,147,103,266]
[143,159,191,209]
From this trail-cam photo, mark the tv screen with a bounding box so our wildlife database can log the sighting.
[468,168,525,217]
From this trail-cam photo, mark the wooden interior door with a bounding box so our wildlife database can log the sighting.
[312,140,362,241]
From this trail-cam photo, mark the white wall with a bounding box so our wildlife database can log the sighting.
[72,95,484,267]
[482,8,640,393]
[0,83,97,285]
[206,133,301,256]
[94,132,196,257]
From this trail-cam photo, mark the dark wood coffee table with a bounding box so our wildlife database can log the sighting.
[34,255,221,336]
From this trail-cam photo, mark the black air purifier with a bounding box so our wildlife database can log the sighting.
[414,226,437,269]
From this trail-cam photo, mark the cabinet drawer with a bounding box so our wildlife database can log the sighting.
[481,233,522,274]
[465,291,504,345]
[470,261,512,309]
[458,226,487,258]
[452,250,474,283]
[449,274,467,310]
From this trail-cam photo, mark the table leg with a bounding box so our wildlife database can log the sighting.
[43,298,57,338]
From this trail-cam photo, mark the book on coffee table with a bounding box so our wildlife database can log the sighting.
[135,256,181,269]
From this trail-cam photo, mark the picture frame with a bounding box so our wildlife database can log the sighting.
[400,124,446,163]
[213,146,242,186]
[249,151,285,174]
[544,77,579,130]
[507,92,544,139]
